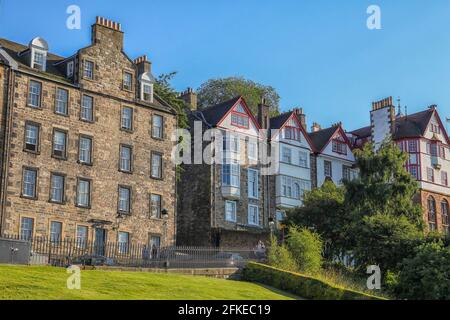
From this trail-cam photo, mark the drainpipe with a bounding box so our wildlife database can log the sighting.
[0,66,15,236]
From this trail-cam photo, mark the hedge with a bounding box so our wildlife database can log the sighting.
[242,262,385,300]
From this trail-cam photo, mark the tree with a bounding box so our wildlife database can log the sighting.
[285,227,323,274]
[154,72,189,129]
[285,181,349,259]
[351,213,423,272]
[197,77,280,115]
[267,236,297,272]
[344,140,424,228]
[394,241,450,299]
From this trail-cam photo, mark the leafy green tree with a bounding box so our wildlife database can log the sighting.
[394,241,450,299]
[285,181,349,259]
[286,227,323,274]
[351,213,423,272]
[154,72,189,129]
[197,77,280,115]
[344,140,424,228]
[267,236,297,272]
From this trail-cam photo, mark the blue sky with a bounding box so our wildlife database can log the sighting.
[1,0,450,131]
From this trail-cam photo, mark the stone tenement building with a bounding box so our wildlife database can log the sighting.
[177,95,271,247]
[0,17,177,249]
[349,97,450,234]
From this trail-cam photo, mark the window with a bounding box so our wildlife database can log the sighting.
[248,205,260,226]
[151,152,163,179]
[324,160,332,178]
[442,171,448,186]
[50,221,62,243]
[281,176,310,199]
[83,60,94,80]
[430,143,438,157]
[223,135,240,154]
[282,147,292,164]
[231,113,249,128]
[152,114,163,139]
[22,168,37,198]
[24,122,39,152]
[225,201,237,222]
[427,196,437,231]
[430,122,440,134]
[222,161,240,187]
[283,127,301,141]
[298,151,308,168]
[81,95,94,121]
[120,145,132,172]
[143,83,153,102]
[52,130,67,158]
[441,200,449,234]
[79,136,92,164]
[440,146,446,159]
[28,80,41,107]
[77,179,91,208]
[20,217,34,240]
[121,107,133,131]
[50,174,65,203]
[247,140,258,160]
[409,166,418,179]
[32,51,45,71]
[123,72,133,91]
[67,61,74,78]
[248,169,259,199]
[118,186,131,214]
[408,140,418,153]
[118,232,130,254]
[150,194,162,218]
[55,88,68,115]
[76,226,88,248]
[427,167,434,183]
[332,139,347,155]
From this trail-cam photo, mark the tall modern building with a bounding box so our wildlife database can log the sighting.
[349,97,450,234]
[0,17,178,248]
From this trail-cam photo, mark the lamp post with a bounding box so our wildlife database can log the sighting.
[161,209,169,268]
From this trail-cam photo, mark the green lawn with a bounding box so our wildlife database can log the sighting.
[0,265,295,300]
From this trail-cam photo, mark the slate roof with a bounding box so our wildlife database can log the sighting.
[197,96,241,126]
[308,126,339,152]
[0,38,68,81]
[270,112,292,130]
[350,108,435,140]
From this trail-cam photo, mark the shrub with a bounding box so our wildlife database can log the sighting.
[267,236,297,272]
[393,241,450,300]
[242,262,385,300]
[286,227,323,274]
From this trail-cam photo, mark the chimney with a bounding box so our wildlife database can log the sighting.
[179,87,198,110]
[92,16,124,51]
[134,55,152,76]
[257,98,270,129]
[370,96,395,149]
[293,108,307,131]
[311,122,322,132]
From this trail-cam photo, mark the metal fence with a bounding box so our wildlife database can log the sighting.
[1,235,266,269]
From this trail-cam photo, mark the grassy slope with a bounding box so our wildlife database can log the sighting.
[0,265,294,300]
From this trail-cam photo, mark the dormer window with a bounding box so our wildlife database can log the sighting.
[67,61,74,78]
[29,37,48,72]
[143,83,153,102]
[139,72,154,103]
[283,118,301,141]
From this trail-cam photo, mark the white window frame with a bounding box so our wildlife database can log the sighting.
[79,136,92,164]
[248,205,260,226]
[118,231,130,254]
[248,169,259,199]
[50,174,64,203]
[81,95,94,121]
[28,80,42,108]
[32,49,47,71]
[222,161,240,187]
[67,61,74,78]
[247,140,258,161]
[55,88,68,115]
[152,114,164,139]
[50,221,62,243]
[324,160,333,178]
[281,146,292,164]
[298,150,308,168]
[23,168,37,198]
[225,200,237,222]
[83,60,94,80]
[120,145,132,172]
[121,106,133,130]
[118,186,131,214]
[141,82,154,103]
